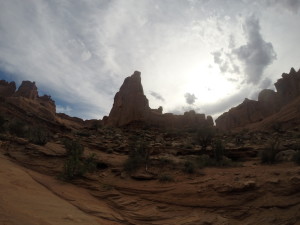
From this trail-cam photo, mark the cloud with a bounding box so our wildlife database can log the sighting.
[233,16,277,84]
[184,93,197,105]
[266,0,300,14]
[56,105,72,114]
[150,91,165,102]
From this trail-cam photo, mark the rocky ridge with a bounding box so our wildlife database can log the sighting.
[216,68,300,130]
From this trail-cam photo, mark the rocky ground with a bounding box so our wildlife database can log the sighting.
[1,126,300,225]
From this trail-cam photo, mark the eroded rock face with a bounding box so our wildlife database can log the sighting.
[14,81,38,99]
[216,68,300,130]
[275,67,300,104]
[106,71,151,126]
[0,80,16,97]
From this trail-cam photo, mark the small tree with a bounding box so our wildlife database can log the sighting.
[124,135,150,173]
[61,140,97,180]
[195,126,215,151]
[213,140,225,162]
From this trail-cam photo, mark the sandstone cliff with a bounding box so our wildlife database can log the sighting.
[216,68,300,130]
[105,71,213,128]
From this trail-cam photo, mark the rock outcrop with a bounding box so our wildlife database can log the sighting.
[14,81,39,99]
[105,71,213,128]
[216,68,300,130]
[106,71,151,126]
[0,79,56,120]
[0,80,16,97]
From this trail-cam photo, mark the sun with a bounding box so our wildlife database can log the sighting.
[185,64,236,104]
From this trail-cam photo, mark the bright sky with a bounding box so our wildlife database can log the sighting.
[0,0,299,119]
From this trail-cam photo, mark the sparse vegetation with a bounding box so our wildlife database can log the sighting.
[28,126,49,145]
[60,140,97,180]
[124,136,150,173]
[0,115,6,133]
[293,151,300,165]
[183,160,196,174]
[158,173,174,182]
[260,140,280,164]
[195,126,215,151]
[213,140,225,162]
[7,119,27,137]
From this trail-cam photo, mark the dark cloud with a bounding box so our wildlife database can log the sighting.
[266,0,300,14]
[150,91,165,102]
[211,47,240,75]
[184,93,197,105]
[233,16,277,84]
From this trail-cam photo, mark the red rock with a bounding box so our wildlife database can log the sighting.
[0,80,16,97]
[216,67,300,130]
[106,71,150,126]
[14,81,38,99]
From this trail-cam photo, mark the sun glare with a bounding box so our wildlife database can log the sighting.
[185,65,235,104]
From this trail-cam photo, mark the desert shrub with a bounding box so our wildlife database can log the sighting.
[195,126,215,151]
[158,173,174,182]
[260,140,280,164]
[75,130,91,137]
[124,137,150,173]
[7,119,27,137]
[28,126,49,145]
[60,140,97,180]
[0,115,6,133]
[293,151,300,165]
[183,160,196,174]
[213,140,225,162]
[83,153,98,172]
[195,154,235,168]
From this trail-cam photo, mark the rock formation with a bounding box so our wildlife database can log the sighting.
[14,81,39,99]
[216,68,300,130]
[106,71,151,126]
[0,80,16,97]
[0,79,56,121]
[105,71,213,128]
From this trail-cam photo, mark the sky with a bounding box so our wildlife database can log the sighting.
[0,0,300,120]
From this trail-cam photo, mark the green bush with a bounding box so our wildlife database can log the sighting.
[195,126,215,151]
[260,141,280,164]
[8,119,27,137]
[28,126,49,145]
[60,140,97,180]
[158,173,174,182]
[124,137,150,173]
[213,140,225,162]
[183,160,195,174]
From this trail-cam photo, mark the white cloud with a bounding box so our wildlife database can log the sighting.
[0,0,299,120]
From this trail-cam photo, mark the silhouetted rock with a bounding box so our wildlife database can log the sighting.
[275,67,300,105]
[105,71,213,128]
[0,80,16,97]
[106,71,150,126]
[14,81,39,99]
[216,68,300,130]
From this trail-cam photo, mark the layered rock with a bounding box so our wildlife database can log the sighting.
[0,79,56,120]
[0,80,16,97]
[105,71,213,128]
[216,68,300,130]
